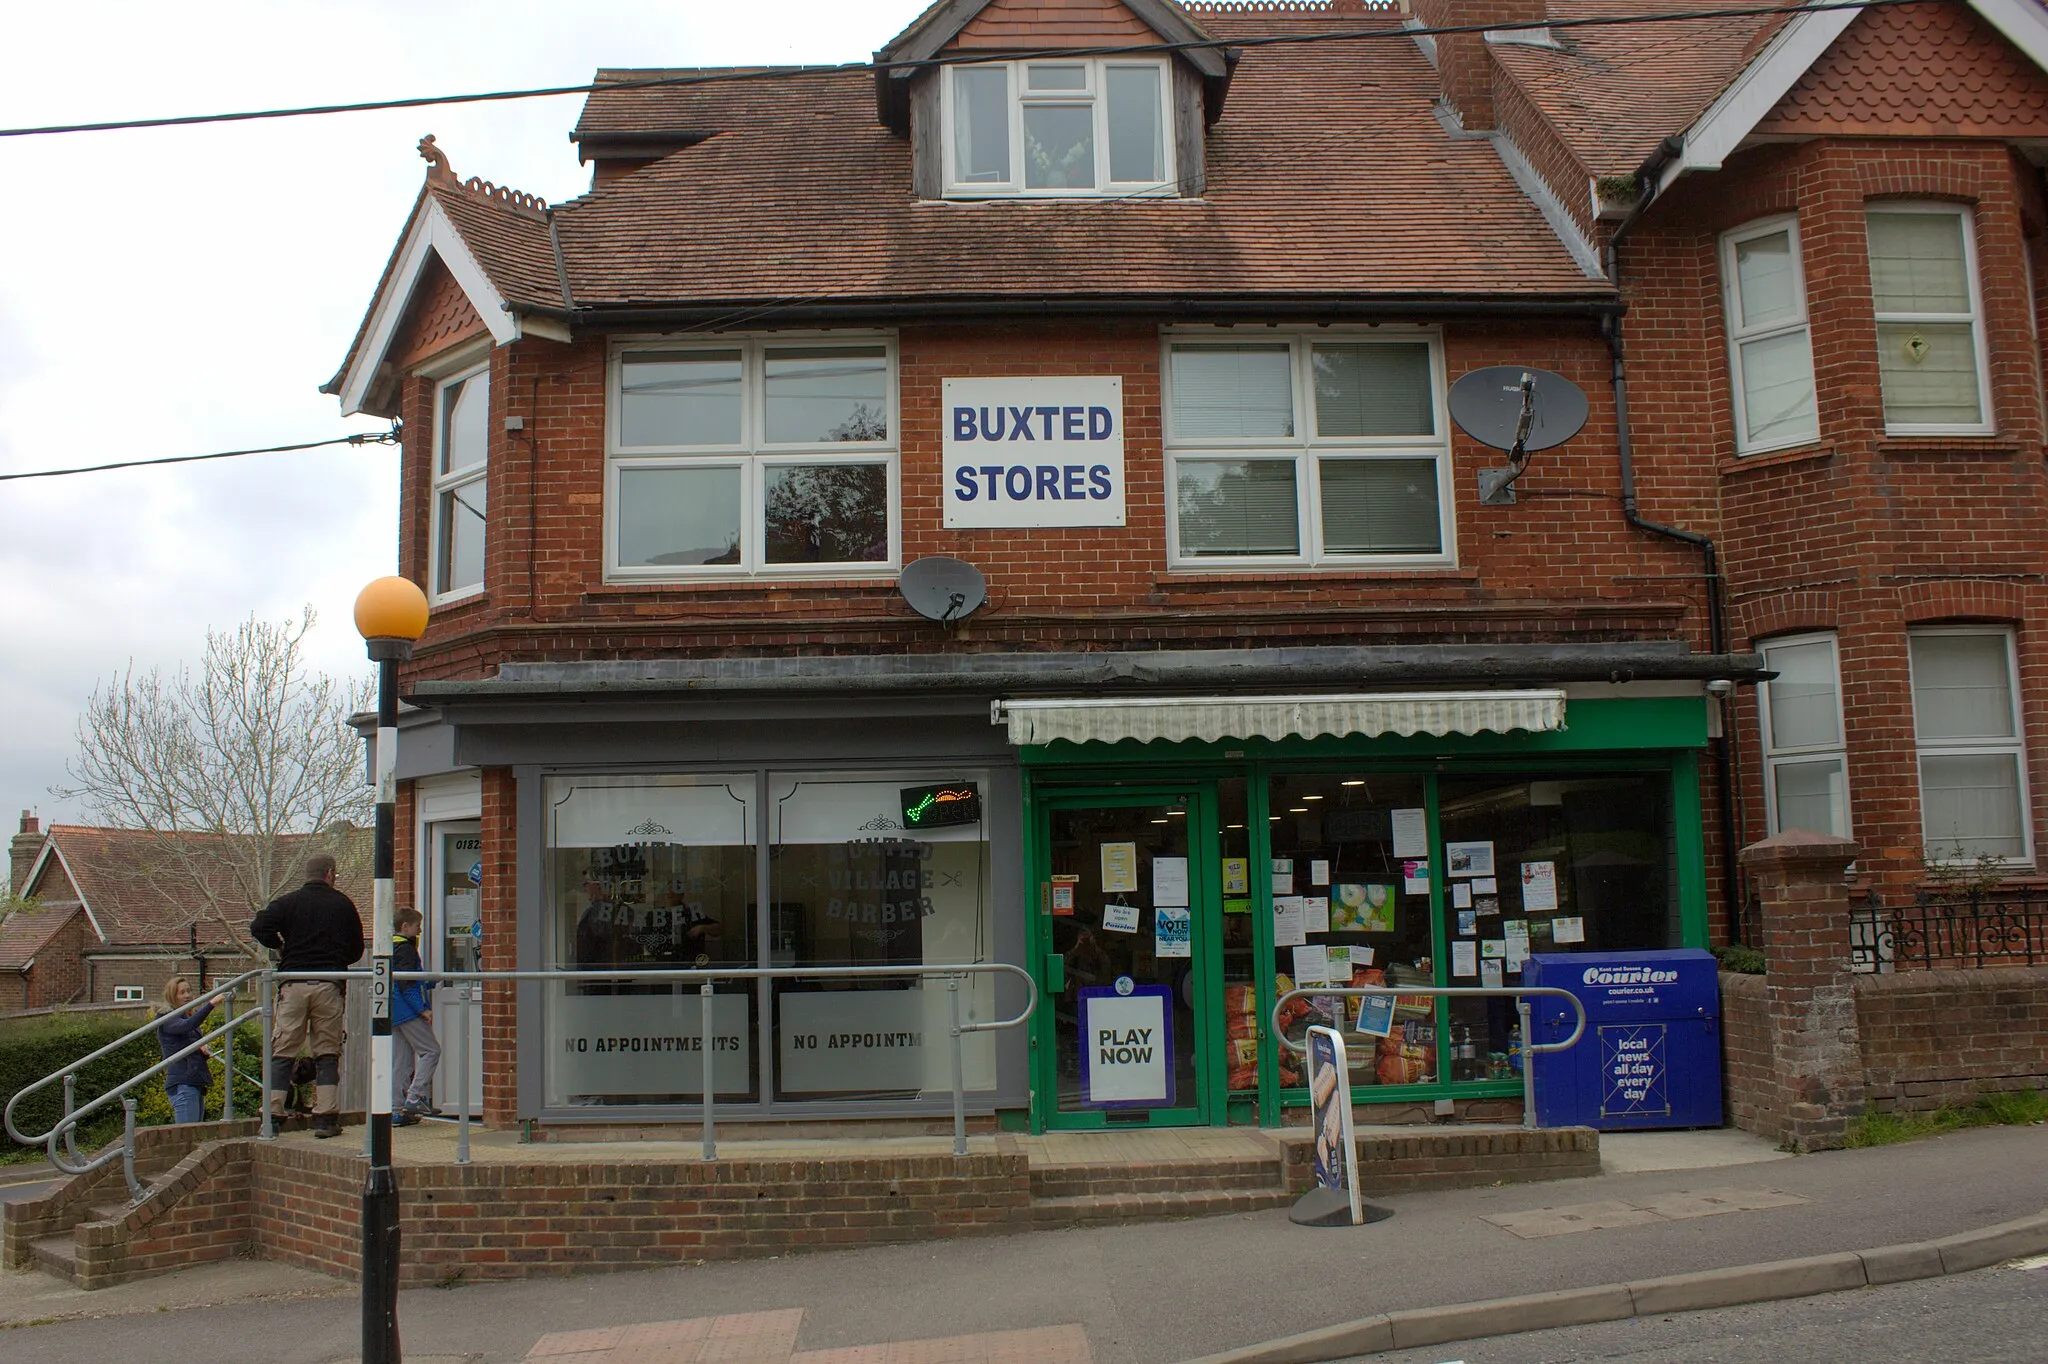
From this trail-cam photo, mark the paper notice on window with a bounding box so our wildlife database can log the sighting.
[1452,882,1473,909]
[1480,938,1506,959]
[1474,877,1498,895]
[1391,807,1428,857]
[1272,858,1295,895]
[1551,915,1586,944]
[1351,944,1374,967]
[1402,859,1431,896]
[1152,856,1189,908]
[1102,902,1140,934]
[1457,910,1477,936]
[1310,859,1331,887]
[1481,960,1505,989]
[1521,861,1560,912]
[1221,857,1249,895]
[1101,843,1138,893]
[1326,946,1351,977]
[1302,896,1331,935]
[1273,896,1307,948]
[1504,920,1531,969]
[1446,841,1496,878]
[1292,944,1331,985]
[1451,941,1479,977]
[1155,905,1192,958]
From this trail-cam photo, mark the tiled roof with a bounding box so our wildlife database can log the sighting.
[425,176,564,311]
[546,8,1606,308]
[0,902,87,971]
[34,826,372,951]
[1490,0,1795,180]
[1756,0,2048,136]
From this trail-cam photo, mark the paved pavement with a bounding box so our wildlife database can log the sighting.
[1361,1255,2048,1362]
[0,1123,2042,1364]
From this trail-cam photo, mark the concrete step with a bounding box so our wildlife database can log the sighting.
[1029,1158,1282,1199]
[29,1235,79,1283]
[1031,1186,1295,1229]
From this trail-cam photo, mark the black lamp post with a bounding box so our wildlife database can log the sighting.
[353,575,429,1364]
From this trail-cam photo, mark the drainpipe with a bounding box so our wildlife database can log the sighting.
[1605,140,1746,944]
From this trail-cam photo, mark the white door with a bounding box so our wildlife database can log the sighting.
[428,822,486,1116]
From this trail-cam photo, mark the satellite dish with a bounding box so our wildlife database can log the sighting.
[898,556,987,624]
[1447,366,1589,454]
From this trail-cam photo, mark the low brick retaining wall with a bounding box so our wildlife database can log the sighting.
[1720,965,2048,1144]
[1281,1127,1599,1197]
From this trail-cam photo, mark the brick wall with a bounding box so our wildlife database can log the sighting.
[71,1142,253,1289]
[1855,966,2048,1111]
[24,913,92,1008]
[1716,971,1780,1136]
[479,768,518,1125]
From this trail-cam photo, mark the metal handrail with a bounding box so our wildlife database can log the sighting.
[5,967,266,1199]
[275,963,1039,1160]
[1272,985,1588,1130]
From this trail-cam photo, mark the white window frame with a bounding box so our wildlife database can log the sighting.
[1756,631,1851,838]
[1720,215,1820,455]
[113,985,145,1003]
[1866,202,1995,437]
[1907,625,2034,866]
[605,334,900,581]
[940,57,1177,199]
[428,360,490,604]
[1162,327,1455,570]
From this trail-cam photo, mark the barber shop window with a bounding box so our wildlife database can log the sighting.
[1165,330,1452,568]
[944,58,1174,197]
[607,338,898,579]
[542,775,761,1107]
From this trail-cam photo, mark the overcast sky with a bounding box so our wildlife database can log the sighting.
[0,0,932,828]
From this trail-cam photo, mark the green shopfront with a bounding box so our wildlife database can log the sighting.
[1013,687,1712,1131]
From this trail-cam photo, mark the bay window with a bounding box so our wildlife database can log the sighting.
[1866,204,1992,433]
[1720,217,1818,453]
[430,364,489,599]
[608,338,897,578]
[1165,331,1452,567]
[1909,627,2031,864]
[944,58,1174,197]
[1757,633,1850,838]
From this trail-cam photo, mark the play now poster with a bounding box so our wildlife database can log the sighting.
[1078,984,1172,1107]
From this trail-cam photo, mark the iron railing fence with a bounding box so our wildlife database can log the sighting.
[1851,886,2048,972]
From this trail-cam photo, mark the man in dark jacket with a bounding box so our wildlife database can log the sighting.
[250,853,364,1138]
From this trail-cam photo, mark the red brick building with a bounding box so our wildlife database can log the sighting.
[4,814,368,1010]
[325,0,2048,1133]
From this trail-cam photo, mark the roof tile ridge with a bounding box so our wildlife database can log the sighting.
[418,133,550,220]
[1189,0,1398,12]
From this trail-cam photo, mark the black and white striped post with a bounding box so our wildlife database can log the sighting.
[354,576,429,1364]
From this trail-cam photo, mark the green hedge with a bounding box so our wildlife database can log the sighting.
[2,1005,265,1164]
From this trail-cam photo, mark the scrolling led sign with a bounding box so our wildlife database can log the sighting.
[901,783,982,829]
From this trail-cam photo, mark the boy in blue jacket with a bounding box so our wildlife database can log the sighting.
[391,907,442,1125]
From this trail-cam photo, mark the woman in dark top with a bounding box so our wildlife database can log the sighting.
[156,978,214,1124]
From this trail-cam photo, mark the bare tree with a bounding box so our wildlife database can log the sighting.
[56,608,373,957]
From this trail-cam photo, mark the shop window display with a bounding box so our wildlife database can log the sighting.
[1436,773,1676,1084]
[1261,774,1437,1092]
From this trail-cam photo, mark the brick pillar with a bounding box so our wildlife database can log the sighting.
[480,767,520,1127]
[1738,829,1866,1151]
[1410,0,1546,132]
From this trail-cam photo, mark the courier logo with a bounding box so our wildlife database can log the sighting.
[1583,966,1678,986]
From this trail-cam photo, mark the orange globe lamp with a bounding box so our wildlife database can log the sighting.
[353,575,429,647]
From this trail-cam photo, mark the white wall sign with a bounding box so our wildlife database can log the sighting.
[778,989,927,1094]
[548,991,751,1095]
[942,377,1126,528]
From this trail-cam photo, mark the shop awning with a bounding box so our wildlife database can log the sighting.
[991,690,1568,747]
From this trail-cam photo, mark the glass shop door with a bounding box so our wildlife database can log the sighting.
[1035,787,1219,1129]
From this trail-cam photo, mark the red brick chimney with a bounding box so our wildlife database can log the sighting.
[11,811,42,898]
[1411,0,1548,132]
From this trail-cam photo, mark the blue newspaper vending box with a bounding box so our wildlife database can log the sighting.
[1522,949,1722,1130]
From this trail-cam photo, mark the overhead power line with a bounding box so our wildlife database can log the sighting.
[0,0,1925,140]
[0,430,399,483]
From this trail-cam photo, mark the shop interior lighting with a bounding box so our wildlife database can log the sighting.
[1302,794,1324,800]
[1341,780,1366,786]
[1290,807,1310,813]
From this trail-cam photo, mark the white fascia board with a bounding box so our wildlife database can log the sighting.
[1657,3,1859,195]
[1973,0,2048,73]
[29,842,107,944]
[337,196,521,417]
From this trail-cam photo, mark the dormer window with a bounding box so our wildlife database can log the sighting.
[944,58,1174,197]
